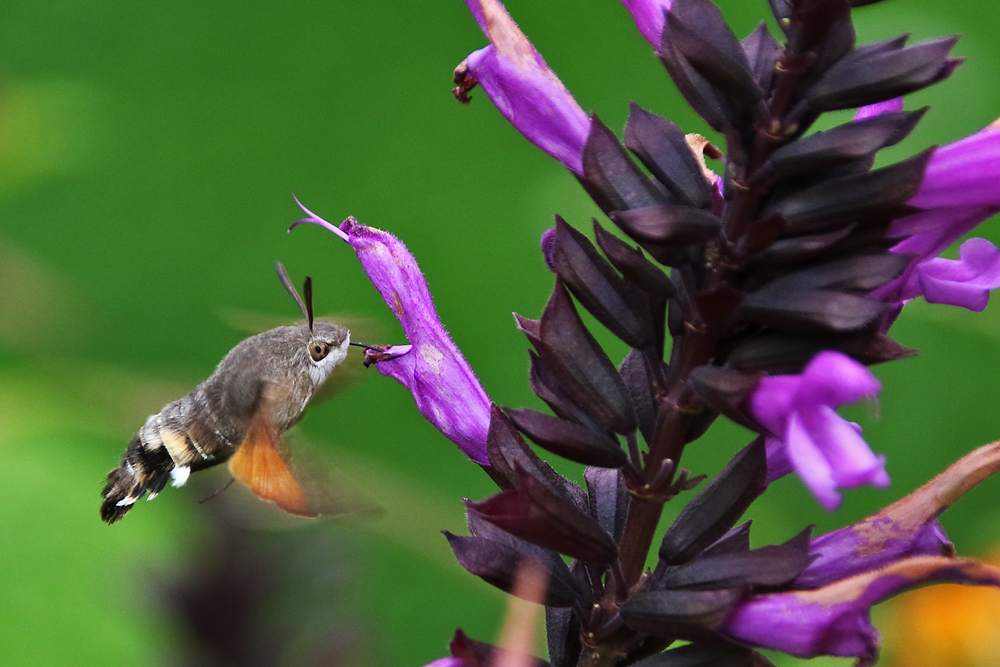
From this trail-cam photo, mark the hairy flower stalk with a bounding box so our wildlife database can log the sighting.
[298,0,1000,665]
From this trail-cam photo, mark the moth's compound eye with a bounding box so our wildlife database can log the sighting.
[309,342,330,362]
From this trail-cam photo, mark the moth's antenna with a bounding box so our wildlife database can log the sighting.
[275,261,310,324]
[303,276,315,332]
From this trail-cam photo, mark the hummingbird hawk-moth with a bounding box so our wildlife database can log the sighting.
[101,263,360,524]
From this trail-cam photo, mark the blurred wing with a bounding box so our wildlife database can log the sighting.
[227,399,317,518]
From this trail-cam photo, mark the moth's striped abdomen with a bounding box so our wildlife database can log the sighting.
[100,396,231,524]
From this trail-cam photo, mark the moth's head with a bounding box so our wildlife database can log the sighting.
[305,321,350,384]
[275,262,351,386]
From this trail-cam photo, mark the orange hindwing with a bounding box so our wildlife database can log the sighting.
[227,409,316,518]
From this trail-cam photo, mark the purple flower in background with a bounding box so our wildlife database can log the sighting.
[454,0,591,174]
[291,198,491,465]
[722,443,1000,664]
[749,351,888,510]
[619,0,673,53]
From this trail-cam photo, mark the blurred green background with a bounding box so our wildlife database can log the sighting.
[2,1,1000,665]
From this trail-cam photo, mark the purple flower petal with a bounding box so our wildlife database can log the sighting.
[800,519,950,589]
[722,556,1000,664]
[455,0,591,175]
[806,408,887,489]
[910,121,1000,210]
[748,352,886,509]
[748,375,798,434]
[784,411,840,510]
[619,0,672,53]
[916,237,1000,311]
[853,97,903,121]
[291,201,491,465]
[797,351,882,408]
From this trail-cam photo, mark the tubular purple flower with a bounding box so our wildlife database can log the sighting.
[798,519,949,590]
[619,0,672,54]
[749,351,888,511]
[721,443,1000,664]
[722,555,1000,665]
[910,120,1000,211]
[290,198,491,465]
[876,120,1000,307]
[454,0,591,175]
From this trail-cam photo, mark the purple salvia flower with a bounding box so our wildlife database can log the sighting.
[454,0,591,175]
[721,555,1000,665]
[619,0,672,54]
[291,198,491,465]
[749,351,888,510]
[875,120,1000,307]
[722,443,1000,664]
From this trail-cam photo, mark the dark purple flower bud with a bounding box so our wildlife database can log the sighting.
[445,515,581,607]
[748,351,888,510]
[290,199,490,465]
[454,0,591,175]
[466,466,619,563]
[659,440,767,565]
[620,0,673,54]
[806,36,961,112]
